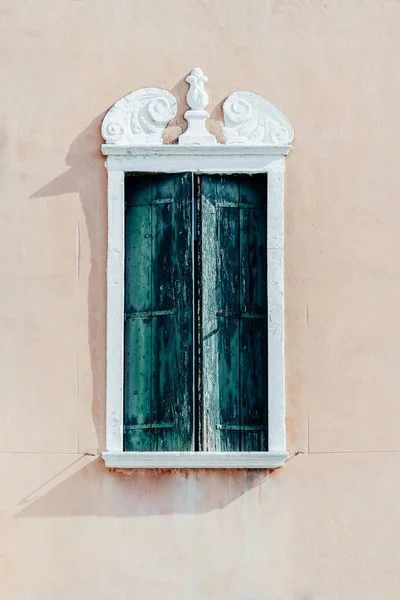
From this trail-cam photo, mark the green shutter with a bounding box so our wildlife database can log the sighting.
[200,175,268,451]
[124,174,193,451]
[124,172,268,453]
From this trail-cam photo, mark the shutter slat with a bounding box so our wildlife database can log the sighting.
[239,177,268,451]
[199,176,219,450]
[124,191,153,450]
[201,176,240,451]
[124,317,153,450]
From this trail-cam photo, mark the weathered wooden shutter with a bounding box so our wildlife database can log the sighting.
[124,174,193,451]
[200,175,268,451]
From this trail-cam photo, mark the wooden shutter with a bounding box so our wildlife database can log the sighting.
[124,174,193,451]
[200,175,268,451]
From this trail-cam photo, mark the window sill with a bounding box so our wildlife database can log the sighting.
[102,451,288,469]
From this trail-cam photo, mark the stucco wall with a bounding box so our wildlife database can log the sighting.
[1,1,400,598]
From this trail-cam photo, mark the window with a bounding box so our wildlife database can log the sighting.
[124,173,268,453]
[101,68,293,468]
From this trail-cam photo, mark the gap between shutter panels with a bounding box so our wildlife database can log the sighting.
[123,173,268,452]
[194,173,202,452]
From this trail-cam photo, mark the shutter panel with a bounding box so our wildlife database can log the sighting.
[124,174,193,451]
[200,175,268,451]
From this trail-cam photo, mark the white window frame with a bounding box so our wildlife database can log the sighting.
[101,69,293,469]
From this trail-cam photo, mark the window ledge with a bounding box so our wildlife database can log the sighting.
[102,451,288,469]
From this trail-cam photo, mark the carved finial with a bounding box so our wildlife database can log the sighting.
[185,68,209,110]
[178,67,216,146]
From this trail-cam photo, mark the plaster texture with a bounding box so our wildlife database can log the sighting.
[1,0,400,597]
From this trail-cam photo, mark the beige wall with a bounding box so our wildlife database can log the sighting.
[1,0,400,597]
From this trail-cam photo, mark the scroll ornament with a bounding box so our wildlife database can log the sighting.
[101,88,177,146]
[223,91,294,145]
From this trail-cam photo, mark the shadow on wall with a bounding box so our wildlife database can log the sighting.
[31,111,108,449]
[30,74,225,452]
[27,76,246,518]
[16,458,276,518]
[30,75,220,451]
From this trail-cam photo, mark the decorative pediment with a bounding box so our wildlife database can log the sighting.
[101,68,294,151]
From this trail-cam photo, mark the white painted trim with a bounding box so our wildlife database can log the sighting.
[179,68,217,146]
[102,451,288,469]
[102,69,293,468]
[267,162,286,452]
[103,146,290,176]
[106,170,125,452]
[102,143,291,157]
